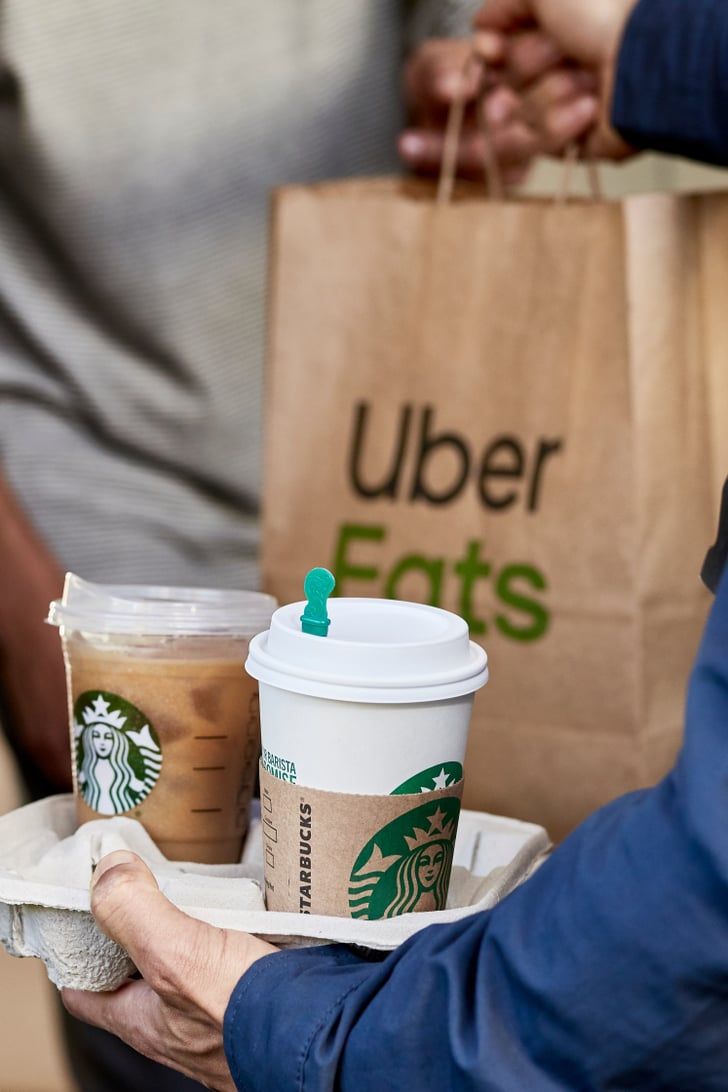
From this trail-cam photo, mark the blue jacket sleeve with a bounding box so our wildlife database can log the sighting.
[224,573,728,1091]
[613,0,728,165]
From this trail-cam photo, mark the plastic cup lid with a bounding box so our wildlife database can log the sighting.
[245,598,488,704]
[47,573,277,637]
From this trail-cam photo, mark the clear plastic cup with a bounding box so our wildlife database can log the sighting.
[48,574,276,863]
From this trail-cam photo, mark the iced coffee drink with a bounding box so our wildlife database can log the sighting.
[49,575,276,863]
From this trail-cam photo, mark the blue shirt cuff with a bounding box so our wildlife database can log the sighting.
[223,945,377,1091]
[613,0,728,165]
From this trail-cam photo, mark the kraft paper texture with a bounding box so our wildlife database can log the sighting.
[263,177,728,840]
[260,765,465,917]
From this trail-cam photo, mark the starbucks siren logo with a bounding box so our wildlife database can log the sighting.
[348,796,460,920]
[73,690,163,815]
[391,762,463,796]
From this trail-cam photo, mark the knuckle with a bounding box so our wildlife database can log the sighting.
[546,71,571,100]
[413,39,440,71]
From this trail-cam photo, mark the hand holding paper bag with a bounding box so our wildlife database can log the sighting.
[474,0,636,159]
[400,37,538,185]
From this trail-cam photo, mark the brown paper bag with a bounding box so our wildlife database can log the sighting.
[262,178,728,840]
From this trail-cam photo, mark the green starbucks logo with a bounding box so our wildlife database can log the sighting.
[348,797,460,920]
[73,691,163,815]
[391,762,463,795]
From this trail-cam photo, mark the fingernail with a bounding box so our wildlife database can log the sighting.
[474,31,503,62]
[574,95,598,121]
[399,132,426,157]
[91,850,138,888]
[486,95,510,125]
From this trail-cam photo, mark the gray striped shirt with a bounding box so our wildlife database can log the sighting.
[0,0,476,590]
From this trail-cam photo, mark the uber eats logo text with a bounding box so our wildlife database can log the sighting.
[331,403,564,642]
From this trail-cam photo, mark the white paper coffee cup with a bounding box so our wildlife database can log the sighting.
[245,598,488,795]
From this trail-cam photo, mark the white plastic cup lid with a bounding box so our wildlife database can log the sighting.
[47,573,277,637]
[245,598,488,704]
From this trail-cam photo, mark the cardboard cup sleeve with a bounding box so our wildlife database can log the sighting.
[260,763,464,918]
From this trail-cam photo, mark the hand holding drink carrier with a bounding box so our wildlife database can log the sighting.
[0,567,501,991]
[246,568,488,917]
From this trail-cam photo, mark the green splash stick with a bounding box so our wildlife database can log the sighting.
[300,567,336,636]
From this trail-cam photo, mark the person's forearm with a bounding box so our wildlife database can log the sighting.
[225,571,728,1090]
[0,472,70,789]
[226,794,721,1091]
[0,473,63,645]
[613,0,728,164]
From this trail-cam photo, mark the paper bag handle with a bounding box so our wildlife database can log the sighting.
[437,51,504,205]
[556,141,603,204]
[436,51,602,206]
